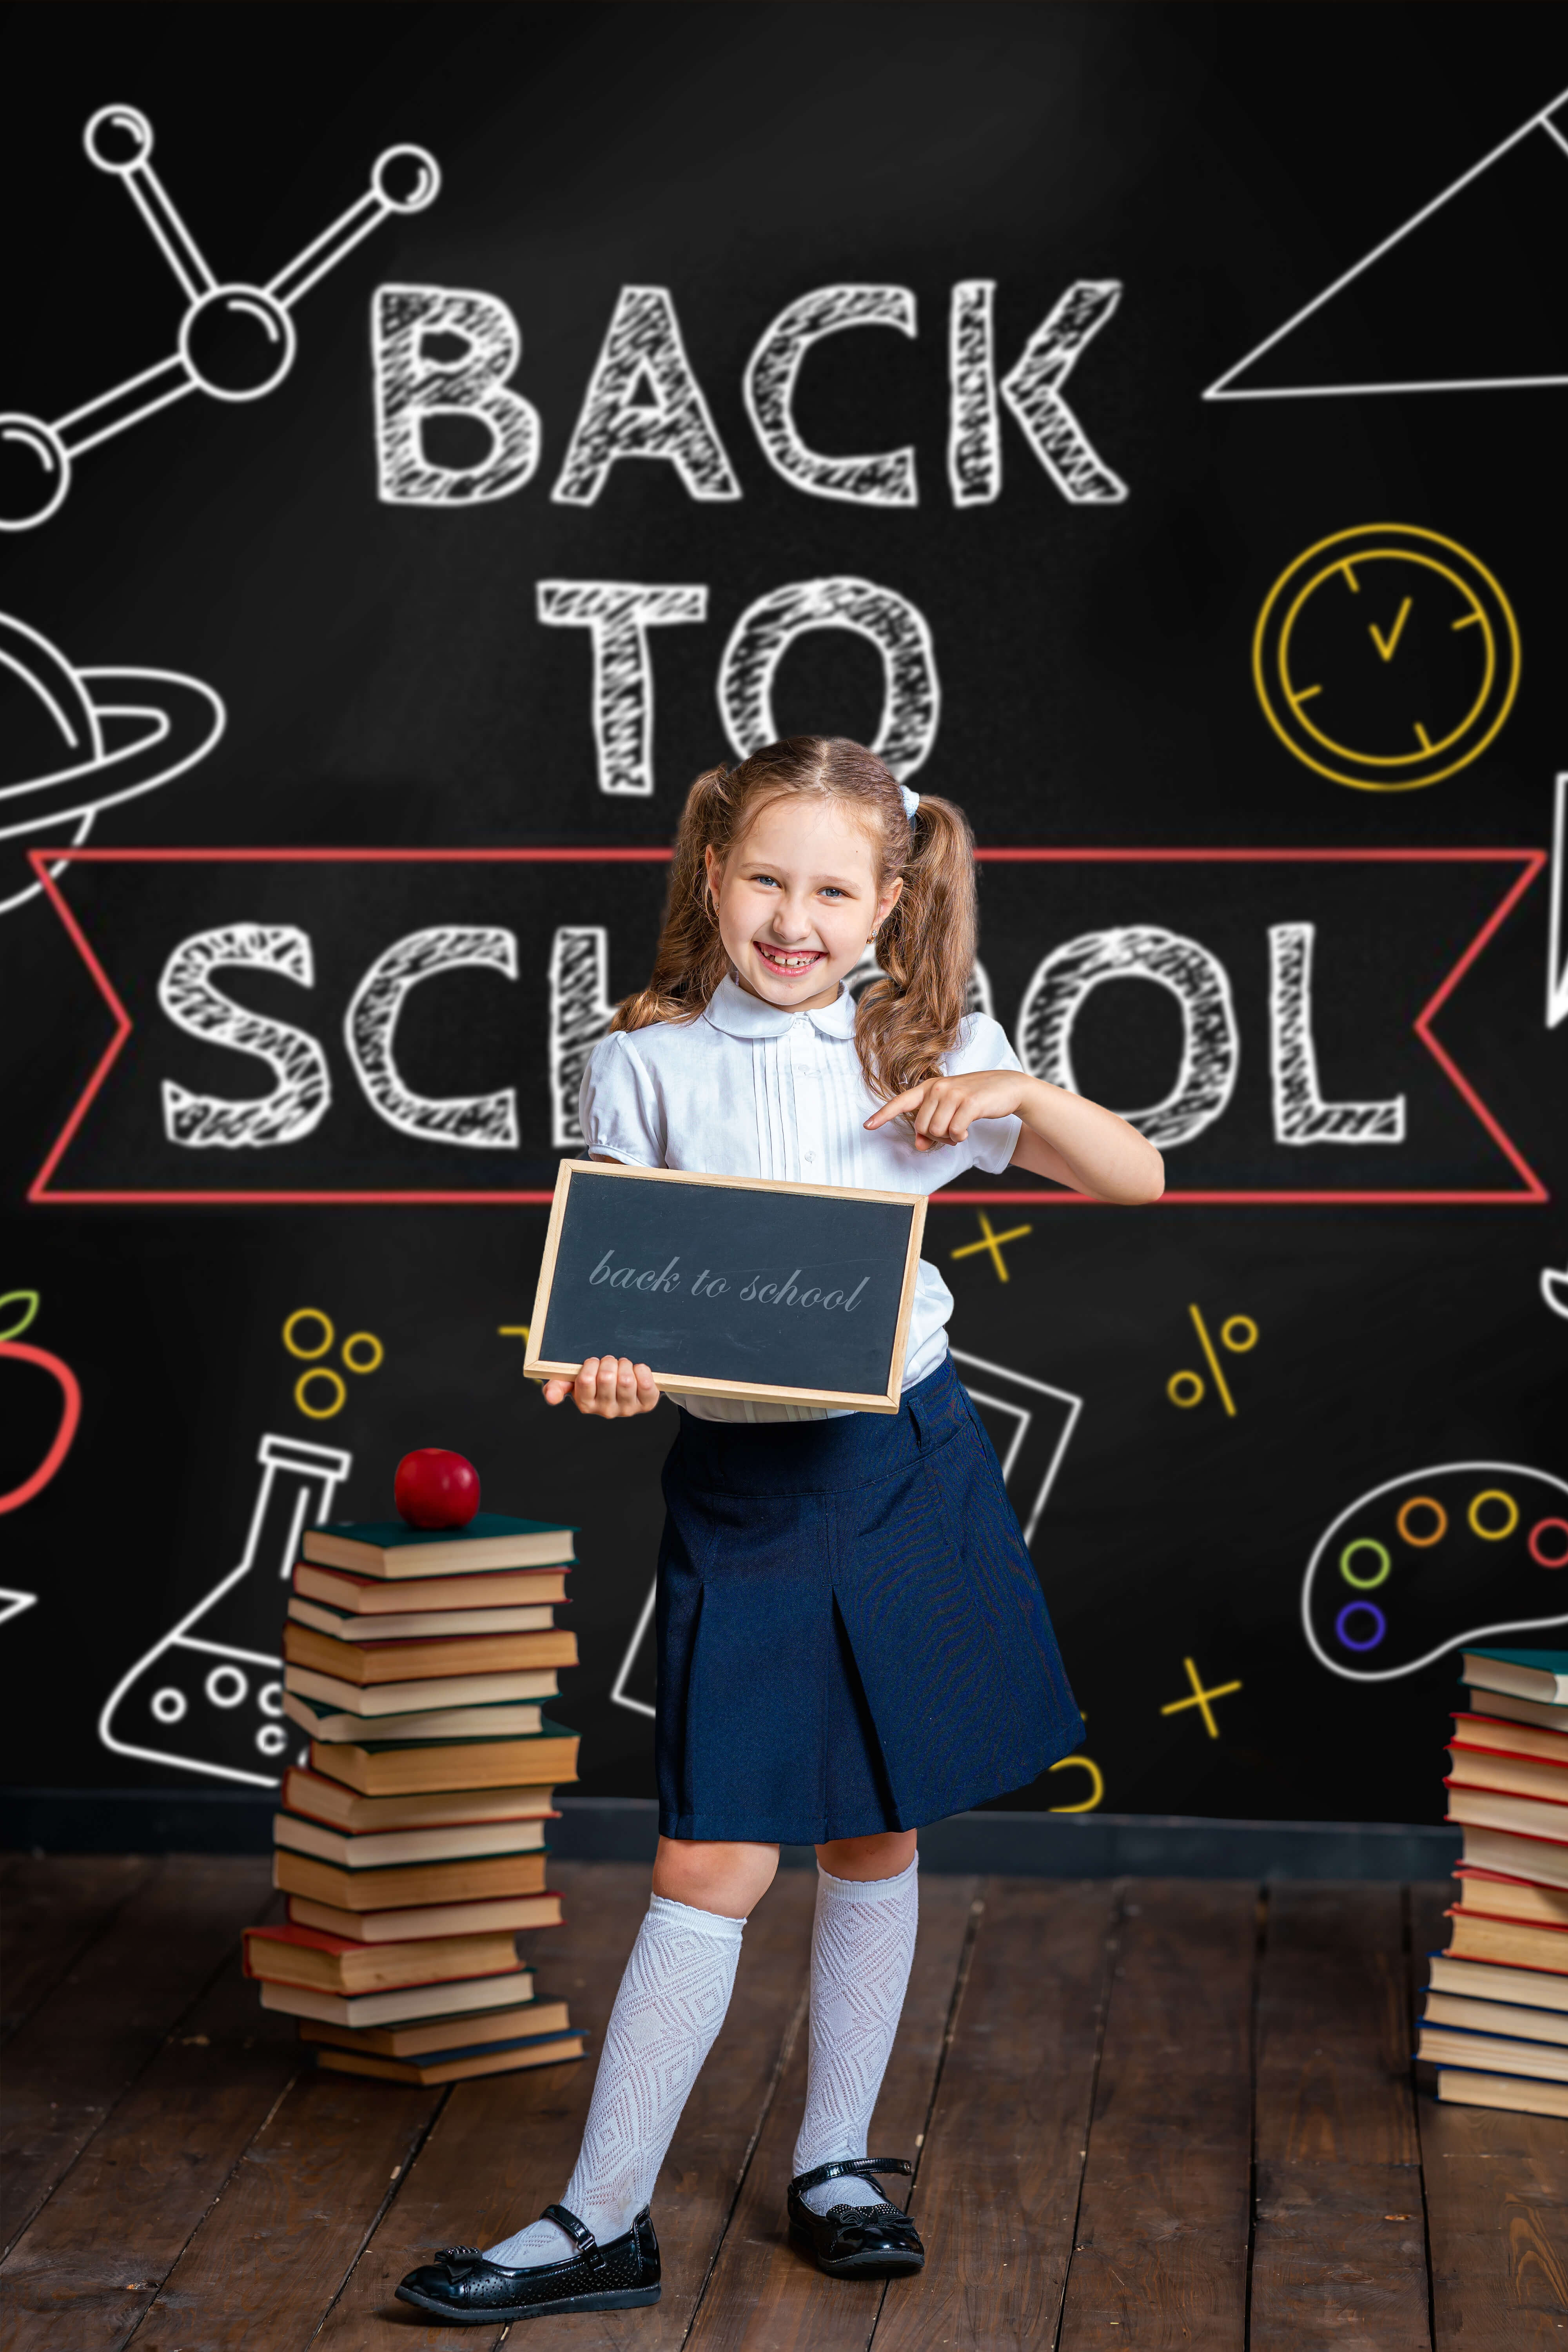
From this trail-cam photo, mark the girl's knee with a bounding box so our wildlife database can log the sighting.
[815,1829,917,1881]
[652,1836,779,1918]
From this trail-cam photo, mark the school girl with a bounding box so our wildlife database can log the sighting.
[398,736,1162,2327]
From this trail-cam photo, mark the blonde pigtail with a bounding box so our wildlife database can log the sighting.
[856,793,978,1102]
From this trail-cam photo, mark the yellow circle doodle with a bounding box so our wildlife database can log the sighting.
[1339,1539,1391,1590]
[1167,1371,1205,1409]
[1468,1489,1519,1542]
[341,1331,385,1375]
[1047,1755,1104,1814]
[1396,1495,1447,1548]
[1253,525,1519,793]
[283,1308,334,1360]
[1220,1316,1258,1352]
[295,1367,347,1420]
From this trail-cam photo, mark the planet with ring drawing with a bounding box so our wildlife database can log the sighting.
[0,607,225,915]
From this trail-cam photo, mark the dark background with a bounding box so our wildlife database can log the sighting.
[2,1,1565,1826]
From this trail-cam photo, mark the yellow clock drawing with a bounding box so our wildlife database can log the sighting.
[1253,524,1520,791]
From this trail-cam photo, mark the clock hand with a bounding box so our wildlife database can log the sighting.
[1369,597,1413,662]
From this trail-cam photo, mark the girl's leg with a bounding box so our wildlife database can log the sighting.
[485,1839,778,2265]
[793,1829,920,2215]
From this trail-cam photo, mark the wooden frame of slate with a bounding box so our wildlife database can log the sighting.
[523,1161,927,1412]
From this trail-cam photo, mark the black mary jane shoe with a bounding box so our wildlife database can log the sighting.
[787,2158,924,2279]
[395,2203,660,2324]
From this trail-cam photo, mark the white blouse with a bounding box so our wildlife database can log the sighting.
[577,975,1025,1421]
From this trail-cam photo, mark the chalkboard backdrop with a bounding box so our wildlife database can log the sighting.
[3,1,1566,1831]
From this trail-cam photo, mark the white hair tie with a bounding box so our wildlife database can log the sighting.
[900,786,921,822]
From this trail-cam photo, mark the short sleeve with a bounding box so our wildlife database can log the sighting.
[578,1032,665,1167]
[942,1013,1025,1175]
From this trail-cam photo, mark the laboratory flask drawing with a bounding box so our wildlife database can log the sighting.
[99,1431,350,1786]
[0,105,439,529]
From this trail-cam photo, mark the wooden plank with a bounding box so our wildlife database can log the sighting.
[1057,1880,1258,2351]
[680,1870,980,2352]
[872,1878,1115,2352]
[313,1858,820,2352]
[0,1894,296,2352]
[1412,1878,1568,2344]
[0,1855,272,2257]
[1249,1883,1428,2349]
[1,1855,158,2045]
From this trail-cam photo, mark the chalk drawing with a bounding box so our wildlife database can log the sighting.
[718,577,940,781]
[1160,1655,1242,1739]
[610,1344,1084,1716]
[1270,924,1405,1142]
[549,927,615,1151]
[1253,527,1520,793]
[345,926,520,1147]
[1047,1754,1104,1812]
[537,584,708,796]
[1541,1256,1568,1320]
[0,109,438,528]
[1548,775,1568,1031]
[1166,1303,1258,1417]
[374,285,539,505]
[0,609,224,917]
[948,281,1001,508]
[744,285,918,505]
[160,926,331,1147]
[552,287,740,505]
[0,1289,81,1519]
[100,1431,350,1784]
[1206,84,1568,400]
[1301,1461,1568,1682]
[281,1307,383,1423]
[0,1592,37,1631]
[949,1213,1033,1283]
[947,278,1128,504]
[1017,926,1239,1151]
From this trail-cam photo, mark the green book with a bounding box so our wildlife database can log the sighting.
[302,1512,576,1580]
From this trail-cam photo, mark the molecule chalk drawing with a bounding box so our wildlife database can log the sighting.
[99,1431,350,1784]
[1301,1462,1568,1682]
[0,107,439,530]
[0,609,225,918]
[1167,1303,1259,1417]
[281,1307,384,1421]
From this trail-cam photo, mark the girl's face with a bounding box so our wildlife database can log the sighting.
[706,794,903,1013]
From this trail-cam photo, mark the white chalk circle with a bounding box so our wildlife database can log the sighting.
[205,1664,249,1709]
[255,1722,289,1757]
[150,1686,187,1723]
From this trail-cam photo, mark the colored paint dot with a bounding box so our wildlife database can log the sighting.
[1335,1601,1386,1653]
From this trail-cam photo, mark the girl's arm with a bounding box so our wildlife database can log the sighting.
[866,1070,1163,1206]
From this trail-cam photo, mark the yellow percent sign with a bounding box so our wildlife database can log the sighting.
[283,1307,384,1420]
[1167,1303,1258,1417]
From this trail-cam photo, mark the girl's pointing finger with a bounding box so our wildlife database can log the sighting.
[864,1086,924,1131]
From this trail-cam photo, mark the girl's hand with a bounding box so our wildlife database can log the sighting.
[543,1355,661,1417]
[865,1069,1025,1152]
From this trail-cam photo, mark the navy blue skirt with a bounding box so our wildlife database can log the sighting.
[653,1354,1083,1844]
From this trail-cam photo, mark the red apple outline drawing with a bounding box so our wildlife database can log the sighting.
[394,1447,480,1530]
[0,1340,82,1515]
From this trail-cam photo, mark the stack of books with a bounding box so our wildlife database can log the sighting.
[1416,1646,1568,2117]
[243,1506,586,2084]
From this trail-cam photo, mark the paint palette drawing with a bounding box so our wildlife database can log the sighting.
[1302,1461,1568,1682]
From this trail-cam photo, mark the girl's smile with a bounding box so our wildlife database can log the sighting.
[706,797,903,1014]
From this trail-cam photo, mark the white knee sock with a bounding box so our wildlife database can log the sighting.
[486,1893,744,2267]
[793,1854,919,2216]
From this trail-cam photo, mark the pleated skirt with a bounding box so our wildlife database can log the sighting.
[653,1353,1083,1844]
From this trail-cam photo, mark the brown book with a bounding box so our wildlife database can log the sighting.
[299,1997,571,2058]
[310,1732,580,1797]
[283,1621,579,1686]
[273,1846,548,1913]
[1423,1990,1568,2048]
[313,2031,585,2085]
[1437,2067,1568,2117]
[1454,1869,1568,1929]
[261,1970,535,2028]
[303,1517,574,1577]
[274,1809,546,1871]
[289,1889,564,1942]
[1446,1913,1568,1974]
[1447,1782,1568,1845]
[1428,1953,1568,2014]
[1417,2025,1568,2082]
[242,1922,521,1995]
[296,1561,570,1614]
[1454,1711,1568,1767]
[1458,1824,1568,1891]
[281,1766,558,1835]
[1462,1686,1568,1737]
[1448,1744,1568,1804]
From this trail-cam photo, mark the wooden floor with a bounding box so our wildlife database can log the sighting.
[2,1860,1566,2350]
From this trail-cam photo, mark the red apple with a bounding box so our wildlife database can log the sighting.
[394,1448,481,1530]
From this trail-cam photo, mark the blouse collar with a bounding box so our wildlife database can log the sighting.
[703,972,858,1041]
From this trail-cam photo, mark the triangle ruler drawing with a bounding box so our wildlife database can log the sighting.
[1207,84,1568,401]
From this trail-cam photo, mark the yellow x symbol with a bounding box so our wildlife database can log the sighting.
[949,1212,1033,1283]
[1160,1655,1242,1740]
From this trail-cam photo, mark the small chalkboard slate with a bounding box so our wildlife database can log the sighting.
[523,1162,927,1412]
